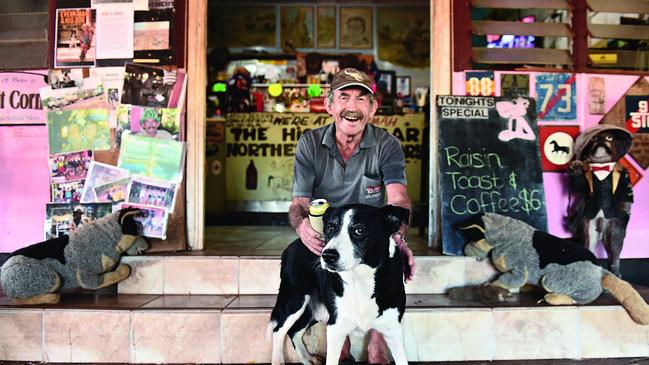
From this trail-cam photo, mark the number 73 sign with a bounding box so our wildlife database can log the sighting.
[535,73,576,121]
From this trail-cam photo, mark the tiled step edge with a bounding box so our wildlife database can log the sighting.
[1,304,647,363]
[118,255,498,295]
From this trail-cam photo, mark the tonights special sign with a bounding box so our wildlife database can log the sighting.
[0,71,47,126]
[225,112,424,205]
[437,95,547,255]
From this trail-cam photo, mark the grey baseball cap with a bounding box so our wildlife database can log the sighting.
[331,68,374,94]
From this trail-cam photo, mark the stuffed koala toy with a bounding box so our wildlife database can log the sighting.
[0,208,148,305]
[569,124,634,277]
[450,213,649,325]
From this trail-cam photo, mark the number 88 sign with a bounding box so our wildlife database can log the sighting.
[535,73,576,121]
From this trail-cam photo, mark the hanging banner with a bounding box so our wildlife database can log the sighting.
[0,71,47,126]
[225,112,424,206]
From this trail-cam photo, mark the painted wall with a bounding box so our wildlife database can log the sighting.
[452,71,649,258]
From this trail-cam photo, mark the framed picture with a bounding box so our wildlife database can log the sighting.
[377,70,396,96]
[396,76,411,97]
[317,6,336,48]
[339,7,372,49]
[281,6,314,49]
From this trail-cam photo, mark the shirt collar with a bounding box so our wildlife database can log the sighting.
[321,123,377,150]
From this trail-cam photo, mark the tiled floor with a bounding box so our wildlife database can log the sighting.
[202,225,437,256]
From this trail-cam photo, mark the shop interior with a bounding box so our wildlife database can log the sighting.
[202,1,433,255]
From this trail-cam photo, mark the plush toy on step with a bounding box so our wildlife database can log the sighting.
[0,208,148,305]
[568,124,634,277]
[449,213,649,325]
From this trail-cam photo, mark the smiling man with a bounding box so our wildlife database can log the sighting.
[287,67,414,364]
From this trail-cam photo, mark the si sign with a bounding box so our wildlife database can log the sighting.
[0,71,47,126]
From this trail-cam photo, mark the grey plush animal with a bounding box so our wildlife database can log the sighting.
[0,208,148,305]
[450,213,649,325]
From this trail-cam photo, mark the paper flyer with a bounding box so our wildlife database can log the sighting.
[55,8,96,68]
[0,71,48,126]
[117,133,185,182]
[121,202,168,238]
[81,161,131,202]
[49,150,94,183]
[47,109,111,153]
[95,3,135,60]
[126,175,177,212]
[115,105,180,147]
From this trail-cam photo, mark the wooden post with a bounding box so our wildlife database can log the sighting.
[186,0,207,250]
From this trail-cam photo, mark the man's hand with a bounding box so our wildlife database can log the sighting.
[392,232,415,283]
[296,218,325,255]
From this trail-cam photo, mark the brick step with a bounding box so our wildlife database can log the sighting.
[118,255,498,295]
[1,291,647,363]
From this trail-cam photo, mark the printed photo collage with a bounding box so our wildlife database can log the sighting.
[44,62,187,240]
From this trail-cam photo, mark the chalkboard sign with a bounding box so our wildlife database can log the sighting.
[437,95,547,255]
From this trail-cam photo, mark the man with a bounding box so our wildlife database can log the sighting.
[135,108,174,140]
[288,68,415,364]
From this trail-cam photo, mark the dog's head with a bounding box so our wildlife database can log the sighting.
[320,204,410,272]
[573,125,632,163]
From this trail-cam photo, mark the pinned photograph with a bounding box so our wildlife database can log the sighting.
[40,77,108,111]
[81,161,131,202]
[127,176,177,211]
[47,109,111,153]
[45,203,112,239]
[55,8,96,68]
[121,63,183,108]
[121,203,168,238]
[51,180,85,203]
[134,21,170,50]
[49,69,84,89]
[49,150,94,183]
[94,176,131,205]
[116,105,180,146]
[118,133,186,183]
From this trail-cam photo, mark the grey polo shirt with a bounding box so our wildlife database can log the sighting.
[293,123,407,208]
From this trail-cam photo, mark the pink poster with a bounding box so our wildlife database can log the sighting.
[0,126,50,252]
[0,71,48,126]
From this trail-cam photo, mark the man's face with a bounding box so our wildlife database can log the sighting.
[142,118,160,135]
[326,87,377,137]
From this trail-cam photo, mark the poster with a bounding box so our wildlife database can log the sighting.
[117,133,186,182]
[501,73,529,98]
[538,125,580,172]
[437,95,547,255]
[55,8,96,68]
[625,95,649,134]
[0,71,47,126]
[535,73,577,121]
[46,109,111,153]
[465,71,495,96]
[95,3,134,61]
[225,112,424,204]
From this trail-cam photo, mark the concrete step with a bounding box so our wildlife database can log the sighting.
[118,255,498,295]
[1,291,647,364]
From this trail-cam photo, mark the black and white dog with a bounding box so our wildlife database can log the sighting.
[270,204,410,365]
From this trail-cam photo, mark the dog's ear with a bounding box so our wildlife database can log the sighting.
[455,213,487,243]
[380,205,410,234]
[119,208,141,236]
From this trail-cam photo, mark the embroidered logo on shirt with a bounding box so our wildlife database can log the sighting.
[365,185,383,199]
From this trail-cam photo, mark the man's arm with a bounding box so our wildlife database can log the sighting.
[289,196,325,255]
[386,182,415,282]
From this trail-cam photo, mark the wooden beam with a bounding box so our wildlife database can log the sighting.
[472,0,571,10]
[186,0,206,250]
[472,47,574,65]
[473,21,572,37]
[587,0,649,14]
[589,24,649,40]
